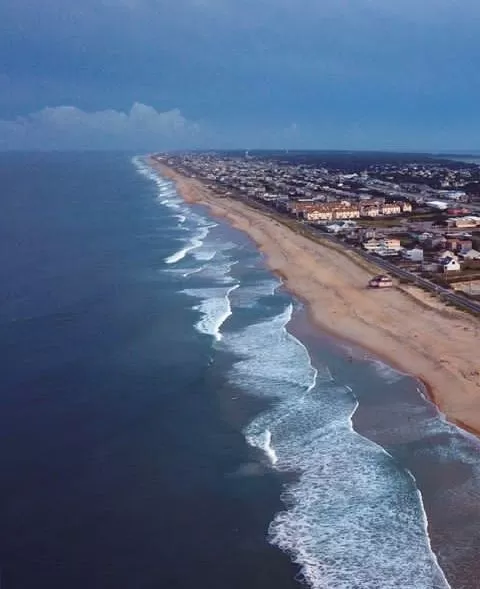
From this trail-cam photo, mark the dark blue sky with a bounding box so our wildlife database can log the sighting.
[1,0,479,150]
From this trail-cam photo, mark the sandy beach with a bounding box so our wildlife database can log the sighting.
[150,158,480,436]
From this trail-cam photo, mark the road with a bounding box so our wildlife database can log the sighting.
[189,176,480,317]
[307,225,480,315]
[240,193,480,315]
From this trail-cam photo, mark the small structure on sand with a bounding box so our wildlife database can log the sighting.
[368,274,393,288]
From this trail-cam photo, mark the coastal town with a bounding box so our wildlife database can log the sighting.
[153,151,480,306]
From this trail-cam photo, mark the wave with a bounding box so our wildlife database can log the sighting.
[192,247,217,262]
[182,266,206,277]
[230,278,281,309]
[164,227,210,265]
[132,157,184,210]
[132,155,451,588]
[246,428,278,466]
[198,260,238,284]
[226,304,318,398]
[185,284,239,341]
[222,304,450,589]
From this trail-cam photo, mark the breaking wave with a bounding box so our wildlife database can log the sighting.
[222,304,450,589]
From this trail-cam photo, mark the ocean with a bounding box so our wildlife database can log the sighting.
[0,151,479,588]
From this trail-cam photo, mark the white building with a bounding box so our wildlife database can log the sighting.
[460,249,480,260]
[441,257,461,272]
[382,238,402,251]
[402,247,424,262]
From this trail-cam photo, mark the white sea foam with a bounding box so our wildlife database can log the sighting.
[192,236,234,263]
[246,428,278,466]
[185,284,239,341]
[223,304,450,589]
[182,266,206,277]
[226,304,318,398]
[133,155,451,588]
[229,278,281,309]
[164,227,210,265]
[192,247,217,262]
[199,260,238,284]
[369,358,406,384]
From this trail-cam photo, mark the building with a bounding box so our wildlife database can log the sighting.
[362,238,401,253]
[368,275,393,288]
[303,208,334,222]
[382,237,402,251]
[402,247,424,262]
[450,216,480,228]
[362,239,383,252]
[359,204,380,217]
[380,203,401,216]
[441,257,461,273]
[424,235,447,250]
[436,250,458,262]
[446,237,473,253]
[303,203,361,222]
[334,207,360,220]
[460,249,480,261]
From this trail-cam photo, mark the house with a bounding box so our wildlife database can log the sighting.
[402,247,424,262]
[363,238,401,254]
[441,257,461,273]
[303,208,334,222]
[380,203,401,216]
[382,238,402,251]
[334,207,360,220]
[458,238,473,252]
[451,216,480,228]
[303,203,361,222]
[424,235,447,250]
[360,204,380,217]
[368,275,393,288]
[445,237,472,252]
[359,228,376,240]
[363,239,382,252]
[436,250,457,262]
[460,249,480,261]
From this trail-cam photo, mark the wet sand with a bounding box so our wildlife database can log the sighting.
[149,157,480,437]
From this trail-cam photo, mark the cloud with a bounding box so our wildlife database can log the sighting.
[0,103,202,150]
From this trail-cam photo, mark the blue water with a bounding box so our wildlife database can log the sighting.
[0,152,478,588]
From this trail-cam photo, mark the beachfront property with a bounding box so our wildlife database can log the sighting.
[154,151,480,298]
[441,257,461,273]
[368,274,393,288]
[448,216,480,228]
[302,202,361,222]
[402,247,424,262]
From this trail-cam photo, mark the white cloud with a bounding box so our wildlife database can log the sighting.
[0,103,201,150]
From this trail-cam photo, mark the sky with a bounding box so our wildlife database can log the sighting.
[0,0,479,151]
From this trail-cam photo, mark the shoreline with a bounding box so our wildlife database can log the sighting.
[149,157,480,438]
